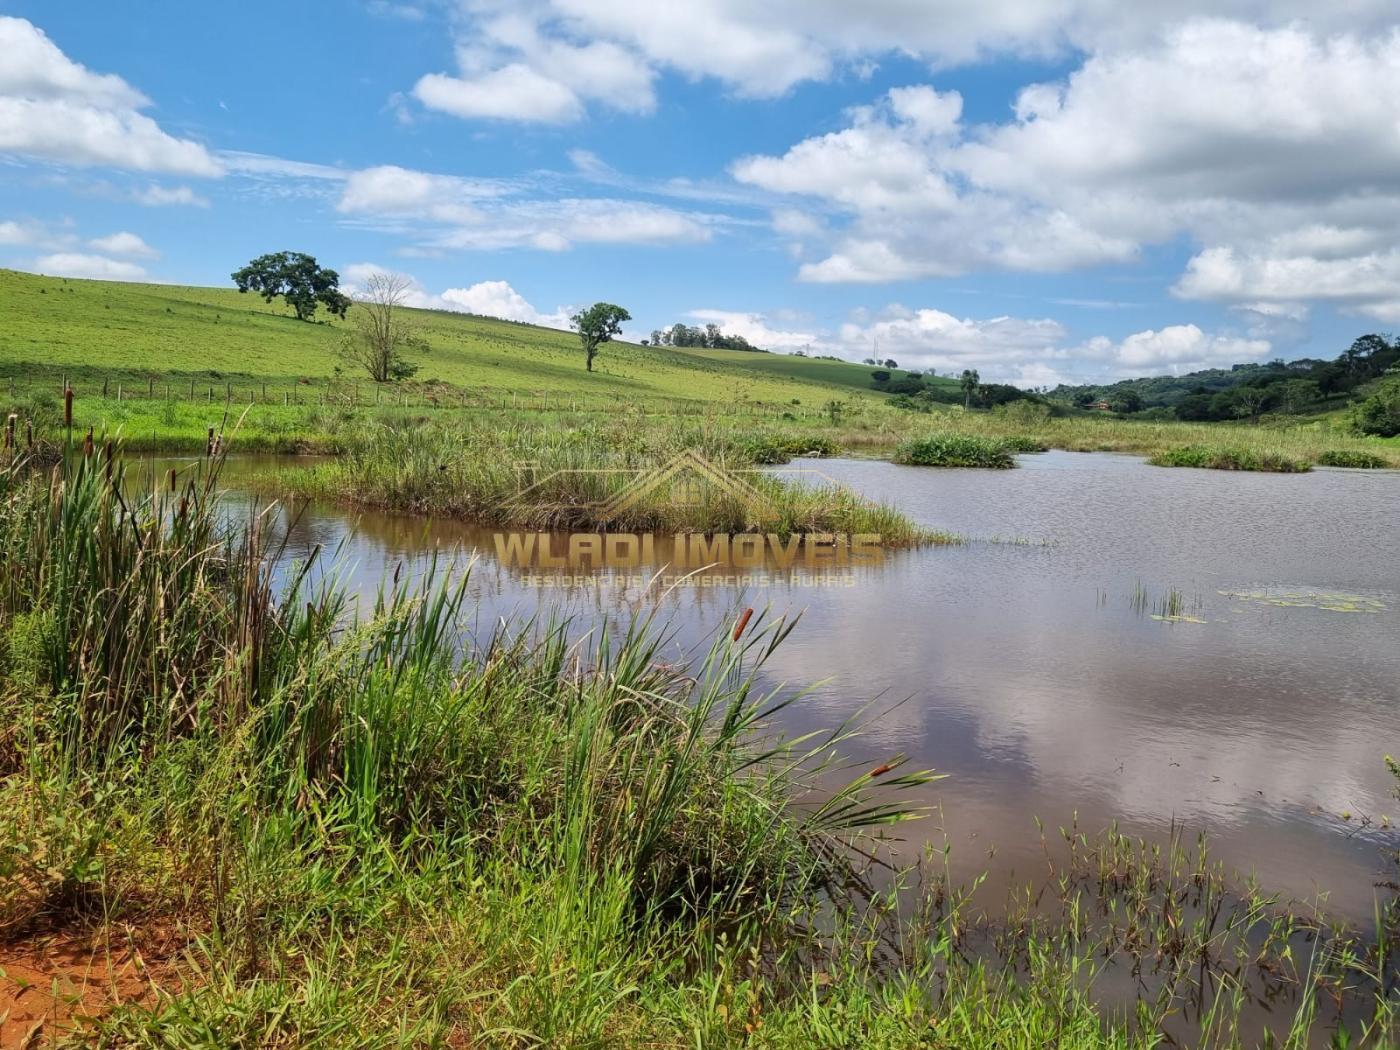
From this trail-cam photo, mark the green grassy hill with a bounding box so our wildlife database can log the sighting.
[674,345,959,395]
[1,269,881,409]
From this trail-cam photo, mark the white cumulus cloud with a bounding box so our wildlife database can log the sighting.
[679,302,1272,386]
[730,18,1400,327]
[342,263,573,328]
[414,65,584,123]
[407,2,1400,118]
[0,220,38,246]
[411,8,656,124]
[0,17,222,176]
[32,252,149,280]
[88,231,158,258]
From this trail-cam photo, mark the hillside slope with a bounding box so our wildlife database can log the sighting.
[0,269,880,408]
[674,345,960,395]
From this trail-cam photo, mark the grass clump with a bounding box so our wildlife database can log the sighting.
[1318,448,1390,469]
[1149,445,1312,472]
[738,432,841,464]
[893,433,1016,469]
[997,434,1049,454]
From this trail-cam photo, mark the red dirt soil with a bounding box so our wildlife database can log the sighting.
[0,930,181,1048]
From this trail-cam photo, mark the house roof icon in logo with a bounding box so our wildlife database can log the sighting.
[596,450,776,523]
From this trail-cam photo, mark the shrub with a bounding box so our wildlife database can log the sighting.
[1317,449,1390,469]
[1353,379,1400,437]
[893,434,1015,468]
[998,435,1049,454]
[740,434,840,464]
[991,400,1052,425]
[888,394,930,413]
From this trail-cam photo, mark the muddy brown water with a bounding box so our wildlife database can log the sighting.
[136,451,1400,931]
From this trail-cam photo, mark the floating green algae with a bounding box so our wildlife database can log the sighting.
[1218,589,1387,614]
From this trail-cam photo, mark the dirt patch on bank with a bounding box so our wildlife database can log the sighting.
[0,927,184,1048]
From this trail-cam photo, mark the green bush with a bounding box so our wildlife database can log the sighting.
[998,434,1049,454]
[888,393,931,413]
[1149,446,1311,472]
[1353,379,1400,437]
[739,433,840,464]
[1317,449,1389,469]
[893,434,1015,468]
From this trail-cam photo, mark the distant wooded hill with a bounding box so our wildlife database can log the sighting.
[1050,334,1400,430]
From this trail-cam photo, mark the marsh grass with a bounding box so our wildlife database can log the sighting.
[997,434,1050,454]
[269,419,944,545]
[892,433,1017,469]
[1149,445,1313,473]
[1318,449,1391,469]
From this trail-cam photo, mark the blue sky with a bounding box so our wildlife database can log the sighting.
[3,1,1399,385]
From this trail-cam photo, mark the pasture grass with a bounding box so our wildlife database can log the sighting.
[0,268,885,412]
[674,344,961,396]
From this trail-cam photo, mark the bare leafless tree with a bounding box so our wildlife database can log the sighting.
[342,272,423,382]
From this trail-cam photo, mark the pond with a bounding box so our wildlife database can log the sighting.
[138,450,1400,926]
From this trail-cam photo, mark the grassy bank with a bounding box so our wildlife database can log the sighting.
[1,452,1397,1045]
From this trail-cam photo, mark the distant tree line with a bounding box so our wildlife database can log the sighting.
[1050,333,1400,426]
[646,323,764,352]
[869,365,1048,412]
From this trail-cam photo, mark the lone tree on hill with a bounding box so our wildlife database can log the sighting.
[571,302,631,372]
[231,251,351,322]
[342,271,424,382]
[960,368,981,410]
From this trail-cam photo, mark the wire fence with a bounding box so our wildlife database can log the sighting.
[1,373,844,445]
